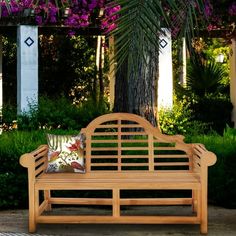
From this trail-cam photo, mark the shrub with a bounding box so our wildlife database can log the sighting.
[186,57,226,97]
[0,95,109,208]
[175,52,232,135]
[17,96,109,131]
[190,94,233,134]
[158,98,208,135]
[1,103,17,131]
[160,94,233,135]
[0,130,46,209]
[186,127,236,208]
[0,129,88,209]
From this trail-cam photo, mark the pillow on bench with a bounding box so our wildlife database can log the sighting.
[46,133,85,173]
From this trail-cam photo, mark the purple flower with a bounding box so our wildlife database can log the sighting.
[49,16,57,23]
[81,14,88,21]
[229,2,236,16]
[35,15,43,25]
[68,30,76,37]
[101,3,121,33]
[204,0,213,17]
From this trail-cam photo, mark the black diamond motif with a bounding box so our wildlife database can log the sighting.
[24,37,34,47]
[159,39,168,49]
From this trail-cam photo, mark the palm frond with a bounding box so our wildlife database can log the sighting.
[187,57,226,96]
[108,0,206,78]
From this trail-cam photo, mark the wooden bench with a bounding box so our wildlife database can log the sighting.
[20,113,217,234]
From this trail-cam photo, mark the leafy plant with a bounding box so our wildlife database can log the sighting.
[190,94,233,134]
[109,0,206,74]
[158,97,208,135]
[186,57,226,97]
[0,130,46,209]
[1,103,17,130]
[186,129,236,208]
[202,38,230,87]
[17,96,109,131]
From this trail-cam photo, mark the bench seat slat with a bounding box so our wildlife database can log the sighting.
[37,176,200,183]
[37,172,200,179]
[35,173,200,190]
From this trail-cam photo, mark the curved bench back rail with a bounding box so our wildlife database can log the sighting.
[81,113,194,173]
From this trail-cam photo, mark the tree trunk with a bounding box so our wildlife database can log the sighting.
[128,50,158,126]
[114,51,159,126]
[113,57,129,112]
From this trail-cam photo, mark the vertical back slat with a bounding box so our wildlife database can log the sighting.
[148,134,154,171]
[117,119,122,172]
[86,135,92,172]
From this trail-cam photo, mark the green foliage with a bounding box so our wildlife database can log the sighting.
[203,38,230,86]
[174,38,230,101]
[39,35,97,102]
[190,94,233,134]
[2,36,17,105]
[158,98,208,135]
[0,130,46,208]
[17,96,109,131]
[1,103,17,130]
[186,57,226,97]
[172,39,184,92]
[186,127,236,208]
[3,34,108,106]
[111,0,205,79]
[174,49,232,135]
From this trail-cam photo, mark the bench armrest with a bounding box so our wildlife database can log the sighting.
[193,144,217,167]
[20,145,49,178]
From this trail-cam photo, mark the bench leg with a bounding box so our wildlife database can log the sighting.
[112,189,120,217]
[29,198,36,233]
[28,183,37,233]
[192,190,197,213]
[44,190,52,211]
[200,188,208,234]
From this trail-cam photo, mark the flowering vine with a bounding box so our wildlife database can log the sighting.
[203,0,236,38]
[0,0,120,34]
[2,1,235,39]
[101,2,120,33]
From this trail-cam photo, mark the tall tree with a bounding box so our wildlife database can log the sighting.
[108,0,206,125]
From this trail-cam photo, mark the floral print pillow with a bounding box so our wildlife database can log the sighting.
[46,134,85,173]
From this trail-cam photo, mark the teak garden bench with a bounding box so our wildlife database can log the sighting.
[20,113,217,234]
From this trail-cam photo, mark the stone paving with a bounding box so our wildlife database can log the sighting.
[0,205,236,236]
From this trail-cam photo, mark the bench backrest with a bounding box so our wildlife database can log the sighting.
[81,113,193,173]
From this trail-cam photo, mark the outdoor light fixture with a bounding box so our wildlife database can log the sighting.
[64,8,70,17]
[216,53,225,63]
[23,8,35,17]
[30,9,35,17]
